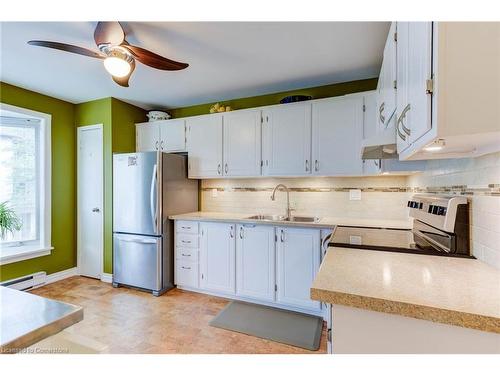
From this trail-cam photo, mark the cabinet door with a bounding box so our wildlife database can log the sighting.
[276,227,321,311]
[311,96,363,175]
[407,22,433,144]
[236,224,275,302]
[381,22,397,127]
[186,115,223,178]
[136,123,160,152]
[396,22,412,152]
[262,103,312,176]
[159,119,186,152]
[223,109,262,177]
[199,222,236,294]
[362,92,382,175]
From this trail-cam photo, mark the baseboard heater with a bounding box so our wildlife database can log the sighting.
[0,271,47,291]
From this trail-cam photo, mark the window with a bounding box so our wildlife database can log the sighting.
[0,103,51,265]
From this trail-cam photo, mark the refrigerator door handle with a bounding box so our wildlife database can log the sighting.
[115,235,158,244]
[150,163,158,234]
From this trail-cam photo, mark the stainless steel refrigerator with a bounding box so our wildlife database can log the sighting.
[112,152,198,296]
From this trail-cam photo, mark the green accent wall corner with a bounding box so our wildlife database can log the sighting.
[75,98,146,274]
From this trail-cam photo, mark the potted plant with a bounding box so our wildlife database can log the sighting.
[0,201,22,239]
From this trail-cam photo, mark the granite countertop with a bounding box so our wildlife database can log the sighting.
[169,211,413,230]
[311,247,500,333]
[0,286,83,353]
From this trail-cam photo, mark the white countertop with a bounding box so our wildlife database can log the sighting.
[311,247,500,333]
[169,211,413,230]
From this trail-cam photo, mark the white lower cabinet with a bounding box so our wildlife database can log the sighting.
[176,220,323,314]
[199,222,236,295]
[236,224,275,302]
[276,227,321,311]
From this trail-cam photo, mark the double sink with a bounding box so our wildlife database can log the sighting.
[245,214,319,223]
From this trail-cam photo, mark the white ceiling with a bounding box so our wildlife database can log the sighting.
[0,22,390,110]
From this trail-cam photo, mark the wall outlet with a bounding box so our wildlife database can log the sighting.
[349,189,362,201]
[211,188,218,198]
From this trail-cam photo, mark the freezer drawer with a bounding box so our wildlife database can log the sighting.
[113,233,162,291]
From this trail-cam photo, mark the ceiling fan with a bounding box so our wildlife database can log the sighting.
[27,22,189,87]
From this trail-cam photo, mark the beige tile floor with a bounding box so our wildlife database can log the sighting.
[30,276,327,354]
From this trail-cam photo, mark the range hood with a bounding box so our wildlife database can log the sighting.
[361,125,398,160]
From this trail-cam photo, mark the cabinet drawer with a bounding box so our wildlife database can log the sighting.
[176,221,199,234]
[175,247,199,262]
[176,260,198,288]
[176,233,199,248]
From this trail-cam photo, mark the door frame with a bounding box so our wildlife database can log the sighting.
[77,124,104,278]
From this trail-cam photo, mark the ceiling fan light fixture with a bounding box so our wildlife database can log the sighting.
[104,56,131,77]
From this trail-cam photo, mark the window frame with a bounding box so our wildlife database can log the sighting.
[0,103,52,265]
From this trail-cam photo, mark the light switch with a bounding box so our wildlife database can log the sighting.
[349,189,361,200]
[211,188,218,198]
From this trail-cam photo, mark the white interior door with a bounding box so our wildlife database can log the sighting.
[78,125,103,279]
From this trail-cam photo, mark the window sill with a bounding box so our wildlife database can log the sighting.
[0,244,53,265]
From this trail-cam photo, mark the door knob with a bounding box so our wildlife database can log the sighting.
[92,207,100,212]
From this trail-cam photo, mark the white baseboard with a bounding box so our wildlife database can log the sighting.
[45,267,78,285]
[100,273,113,283]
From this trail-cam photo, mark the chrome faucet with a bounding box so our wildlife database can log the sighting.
[271,184,291,219]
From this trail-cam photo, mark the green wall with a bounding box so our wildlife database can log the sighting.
[169,78,378,118]
[75,98,146,274]
[0,82,76,281]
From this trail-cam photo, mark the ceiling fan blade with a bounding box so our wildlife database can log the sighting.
[123,44,188,71]
[112,58,135,87]
[28,40,105,59]
[94,21,125,46]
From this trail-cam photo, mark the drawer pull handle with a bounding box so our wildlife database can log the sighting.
[181,240,191,244]
[181,253,191,257]
[181,226,191,230]
[181,266,191,270]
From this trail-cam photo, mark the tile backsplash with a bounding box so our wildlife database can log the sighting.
[408,152,500,269]
[200,152,500,269]
[201,176,412,220]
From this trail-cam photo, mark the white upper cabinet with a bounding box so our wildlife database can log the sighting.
[276,227,321,311]
[262,102,312,176]
[136,119,186,152]
[396,22,500,160]
[187,114,223,178]
[159,119,186,152]
[312,95,364,176]
[223,109,262,177]
[377,22,397,130]
[406,22,433,145]
[236,224,275,302]
[136,122,160,152]
[199,222,236,295]
[395,22,412,152]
